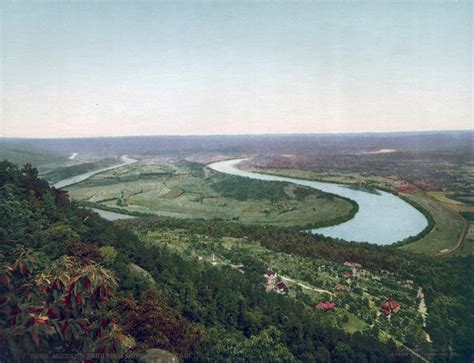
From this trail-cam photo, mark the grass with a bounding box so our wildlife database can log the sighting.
[399,193,466,256]
[69,161,355,228]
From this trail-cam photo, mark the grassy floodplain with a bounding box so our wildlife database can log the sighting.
[68,160,356,229]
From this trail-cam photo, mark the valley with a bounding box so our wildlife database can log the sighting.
[1,131,472,362]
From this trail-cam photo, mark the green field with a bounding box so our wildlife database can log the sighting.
[69,161,356,228]
[400,192,465,255]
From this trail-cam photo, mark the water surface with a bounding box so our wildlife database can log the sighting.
[54,155,137,189]
[209,158,428,245]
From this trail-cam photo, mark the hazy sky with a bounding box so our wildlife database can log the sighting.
[1,1,472,138]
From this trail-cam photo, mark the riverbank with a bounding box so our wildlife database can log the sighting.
[241,165,445,250]
[53,155,137,189]
[209,159,428,245]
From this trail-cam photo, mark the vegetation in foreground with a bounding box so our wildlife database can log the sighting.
[1,158,473,362]
[1,160,407,362]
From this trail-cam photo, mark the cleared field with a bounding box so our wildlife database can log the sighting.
[69,161,355,228]
[398,192,464,255]
[456,223,474,256]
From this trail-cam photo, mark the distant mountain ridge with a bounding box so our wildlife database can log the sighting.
[1,130,472,157]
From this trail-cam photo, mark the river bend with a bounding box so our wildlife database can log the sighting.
[208,158,428,245]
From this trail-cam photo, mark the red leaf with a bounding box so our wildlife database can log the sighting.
[20,263,27,276]
[50,279,57,289]
[84,276,91,293]
[78,322,89,335]
[60,322,69,333]
[93,288,99,301]
[76,293,82,305]
[0,273,10,287]
[65,294,71,308]
[68,280,76,293]
[109,339,116,353]
[10,306,21,315]
[27,307,42,314]
[102,319,109,328]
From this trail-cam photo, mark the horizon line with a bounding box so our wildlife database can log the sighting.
[1,128,472,141]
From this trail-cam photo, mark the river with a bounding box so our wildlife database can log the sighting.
[208,158,428,245]
[53,155,137,189]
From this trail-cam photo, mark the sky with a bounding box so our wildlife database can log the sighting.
[1,1,472,138]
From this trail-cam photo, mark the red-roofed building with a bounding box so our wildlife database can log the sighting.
[380,299,400,318]
[275,281,287,293]
[315,301,336,312]
[335,284,351,293]
[343,272,351,279]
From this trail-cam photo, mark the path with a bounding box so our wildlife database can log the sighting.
[280,276,335,296]
[437,216,469,256]
[417,287,432,343]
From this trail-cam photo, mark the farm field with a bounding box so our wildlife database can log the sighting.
[68,160,356,228]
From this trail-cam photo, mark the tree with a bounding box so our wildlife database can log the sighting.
[40,224,81,259]
[235,326,297,362]
[0,250,126,362]
[115,290,202,358]
[99,246,118,266]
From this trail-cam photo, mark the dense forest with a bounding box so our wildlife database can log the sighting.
[1,160,473,362]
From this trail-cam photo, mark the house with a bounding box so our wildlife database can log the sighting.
[315,301,336,312]
[344,262,362,269]
[335,284,351,293]
[265,269,276,278]
[263,269,277,292]
[275,281,287,293]
[343,272,351,279]
[404,279,414,285]
[380,299,400,318]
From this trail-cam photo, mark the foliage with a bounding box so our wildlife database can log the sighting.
[210,174,314,202]
[1,159,473,361]
[0,250,124,362]
[99,246,118,266]
[115,290,202,357]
